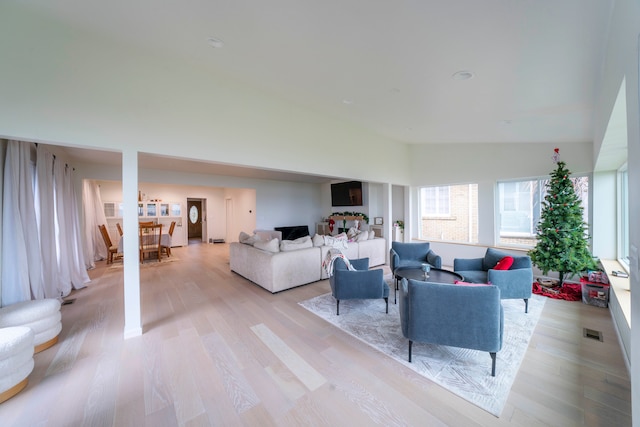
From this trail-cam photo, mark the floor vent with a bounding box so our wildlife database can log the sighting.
[213,239,225,243]
[62,298,76,306]
[583,328,603,342]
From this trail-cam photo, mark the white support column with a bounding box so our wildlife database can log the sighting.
[122,148,142,338]
[404,185,412,242]
[382,183,392,262]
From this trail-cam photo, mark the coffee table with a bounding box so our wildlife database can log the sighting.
[393,266,464,303]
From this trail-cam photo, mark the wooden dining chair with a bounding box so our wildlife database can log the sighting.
[162,221,176,257]
[116,222,123,236]
[98,224,119,264]
[139,223,163,263]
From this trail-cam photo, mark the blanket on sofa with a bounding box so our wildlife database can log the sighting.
[322,248,355,276]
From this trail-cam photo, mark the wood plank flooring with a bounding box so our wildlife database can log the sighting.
[0,243,631,426]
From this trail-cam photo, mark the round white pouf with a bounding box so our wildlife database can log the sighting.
[0,299,62,353]
[0,326,35,403]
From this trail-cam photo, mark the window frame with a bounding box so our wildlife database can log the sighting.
[418,183,478,243]
[496,174,590,249]
[617,164,629,269]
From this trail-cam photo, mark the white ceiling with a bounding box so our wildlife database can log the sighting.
[9,1,616,179]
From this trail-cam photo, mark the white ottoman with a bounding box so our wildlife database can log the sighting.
[0,299,62,353]
[0,326,35,403]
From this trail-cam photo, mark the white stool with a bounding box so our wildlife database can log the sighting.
[0,326,35,403]
[0,299,62,353]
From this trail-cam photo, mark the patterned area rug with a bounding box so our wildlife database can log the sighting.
[299,280,545,416]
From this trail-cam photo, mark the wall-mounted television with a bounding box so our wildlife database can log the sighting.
[331,181,363,206]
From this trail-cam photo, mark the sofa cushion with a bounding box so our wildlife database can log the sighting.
[254,229,282,242]
[280,236,313,252]
[239,231,259,245]
[456,270,488,284]
[254,238,280,253]
[494,256,514,270]
[312,233,325,247]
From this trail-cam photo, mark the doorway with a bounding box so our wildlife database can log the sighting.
[187,198,206,244]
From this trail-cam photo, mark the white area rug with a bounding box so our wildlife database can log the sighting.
[299,281,545,416]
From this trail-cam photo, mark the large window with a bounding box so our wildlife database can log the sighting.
[618,165,629,266]
[497,176,590,247]
[419,184,478,243]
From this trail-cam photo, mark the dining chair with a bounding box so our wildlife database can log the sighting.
[98,224,119,264]
[116,222,123,236]
[139,223,163,263]
[161,221,176,257]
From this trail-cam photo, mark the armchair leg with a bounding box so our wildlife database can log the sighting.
[490,352,496,377]
[408,340,413,362]
[384,297,388,314]
[524,298,529,313]
[394,278,398,304]
[336,300,340,316]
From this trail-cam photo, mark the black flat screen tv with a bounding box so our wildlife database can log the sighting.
[331,181,363,206]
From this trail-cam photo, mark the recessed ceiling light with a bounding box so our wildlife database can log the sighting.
[452,70,474,80]
[206,37,224,48]
[342,99,354,105]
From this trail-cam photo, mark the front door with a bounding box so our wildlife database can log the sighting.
[188,200,202,241]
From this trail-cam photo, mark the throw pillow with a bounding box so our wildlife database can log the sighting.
[254,230,281,242]
[494,256,514,270]
[356,231,369,242]
[280,236,313,252]
[253,238,280,253]
[454,280,491,287]
[369,230,376,240]
[239,231,259,245]
[312,233,324,247]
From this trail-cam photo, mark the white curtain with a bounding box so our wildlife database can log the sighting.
[35,145,61,298]
[62,165,90,290]
[1,141,33,305]
[83,180,108,266]
[1,140,89,306]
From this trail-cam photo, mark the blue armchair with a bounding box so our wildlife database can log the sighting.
[399,278,504,376]
[330,257,389,315]
[390,242,442,272]
[390,242,442,303]
[453,247,533,313]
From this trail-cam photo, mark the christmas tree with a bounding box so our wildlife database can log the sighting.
[528,149,597,285]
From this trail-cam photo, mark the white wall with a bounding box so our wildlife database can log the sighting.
[593,0,640,421]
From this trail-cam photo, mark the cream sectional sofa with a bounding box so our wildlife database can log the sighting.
[229,234,387,293]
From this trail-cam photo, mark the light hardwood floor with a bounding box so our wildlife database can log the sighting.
[0,243,631,426]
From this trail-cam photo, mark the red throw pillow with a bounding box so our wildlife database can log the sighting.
[454,280,491,287]
[494,256,514,270]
